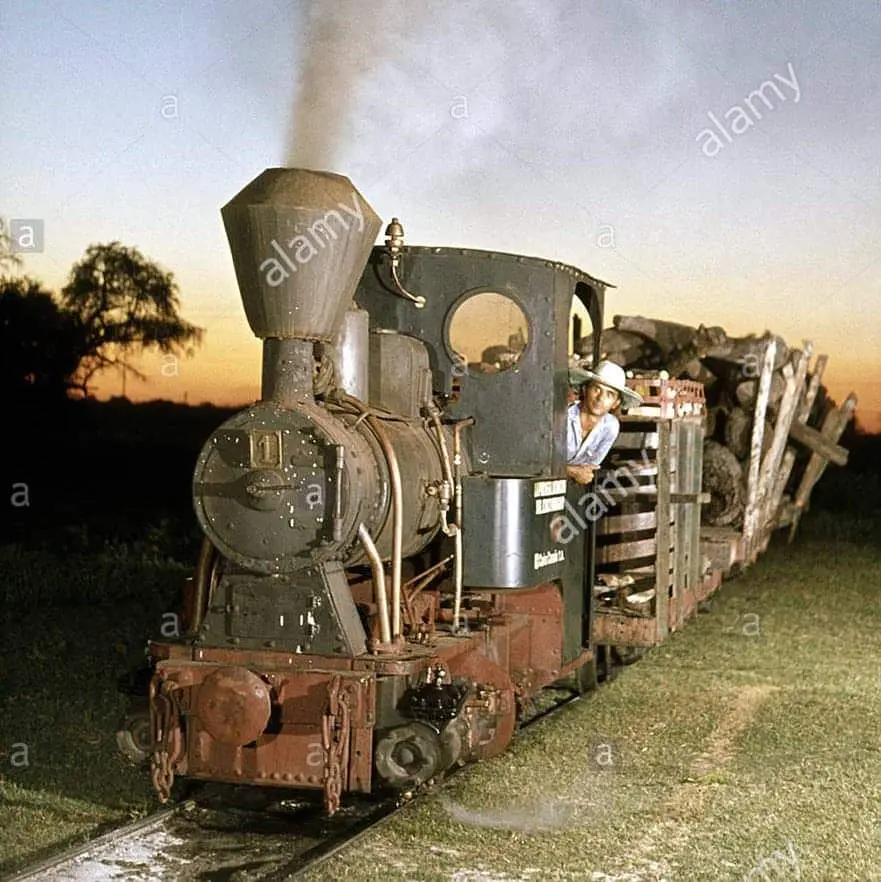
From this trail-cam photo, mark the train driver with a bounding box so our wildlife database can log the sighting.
[566,360,642,485]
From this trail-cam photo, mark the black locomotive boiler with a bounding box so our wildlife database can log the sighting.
[147,168,611,812]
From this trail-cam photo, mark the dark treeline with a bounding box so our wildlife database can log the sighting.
[3,398,239,560]
[1,231,215,559]
[811,419,881,516]
[5,396,875,560]
[1,242,203,401]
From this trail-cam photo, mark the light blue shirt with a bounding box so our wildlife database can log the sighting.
[567,403,619,466]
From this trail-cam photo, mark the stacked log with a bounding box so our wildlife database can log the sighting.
[701,441,744,527]
[577,316,855,538]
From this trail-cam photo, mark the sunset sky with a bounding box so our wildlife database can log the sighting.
[2,1,879,430]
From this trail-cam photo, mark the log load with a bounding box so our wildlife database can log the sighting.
[702,441,745,527]
[576,316,856,539]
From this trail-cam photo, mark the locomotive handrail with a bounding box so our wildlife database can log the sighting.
[428,406,461,630]
[453,418,475,633]
[331,445,345,542]
[427,405,475,635]
[186,537,216,640]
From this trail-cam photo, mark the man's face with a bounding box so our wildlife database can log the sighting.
[584,382,620,416]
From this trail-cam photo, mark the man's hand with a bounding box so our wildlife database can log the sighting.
[567,464,595,486]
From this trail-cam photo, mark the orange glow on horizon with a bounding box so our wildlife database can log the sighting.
[95,337,881,435]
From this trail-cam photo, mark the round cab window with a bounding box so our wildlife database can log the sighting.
[448,292,529,374]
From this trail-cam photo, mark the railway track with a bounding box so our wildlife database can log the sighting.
[4,687,583,882]
[3,787,397,882]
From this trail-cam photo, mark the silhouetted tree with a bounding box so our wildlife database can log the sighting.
[0,276,82,399]
[0,217,23,273]
[60,242,204,396]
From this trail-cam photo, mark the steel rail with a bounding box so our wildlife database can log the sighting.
[4,806,179,881]
[277,690,583,881]
[4,689,587,881]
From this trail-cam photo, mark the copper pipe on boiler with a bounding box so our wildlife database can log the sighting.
[357,523,392,647]
[341,393,404,639]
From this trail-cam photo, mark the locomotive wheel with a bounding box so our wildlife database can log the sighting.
[116,708,152,766]
[574,656,598,694]
[612,646,646,666]
[374,722,442,789]
[552,652,598,695]
[596,646,618,684]
[446,652,517,761]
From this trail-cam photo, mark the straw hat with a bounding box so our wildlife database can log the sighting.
[568,359,643,409]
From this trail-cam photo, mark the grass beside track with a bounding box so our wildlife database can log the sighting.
[0,511,878,880]
[304,512,881,882]
[0,547,184,876]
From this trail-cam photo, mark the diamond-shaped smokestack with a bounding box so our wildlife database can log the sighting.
[221,168,381,342]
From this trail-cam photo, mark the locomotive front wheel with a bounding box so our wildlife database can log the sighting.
[374,722,442,790]
[116,708,152,766]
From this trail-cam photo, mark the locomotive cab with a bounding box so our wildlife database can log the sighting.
[144,168,609,812]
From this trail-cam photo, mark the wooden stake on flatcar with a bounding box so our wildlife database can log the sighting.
[788,392,858,542]
[742,338,777,563]
[755,344,811,552]
[788,420,849,466]
[771,351,828,535]
[798,353,827,422]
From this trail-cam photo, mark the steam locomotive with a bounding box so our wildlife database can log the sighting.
[144,168,629,813]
